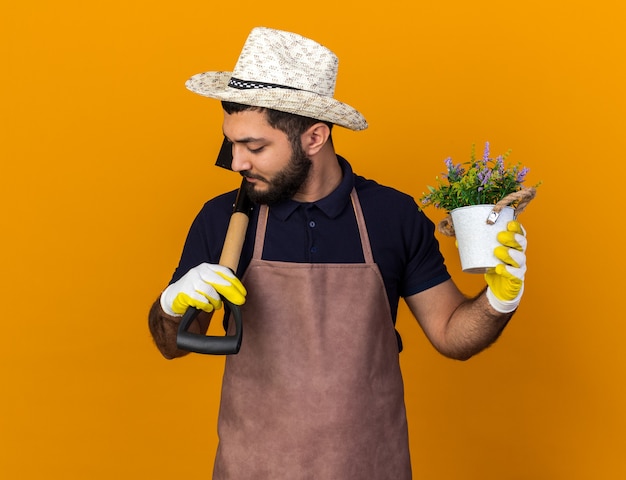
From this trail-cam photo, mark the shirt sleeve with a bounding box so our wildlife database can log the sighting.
[401,201,451,297]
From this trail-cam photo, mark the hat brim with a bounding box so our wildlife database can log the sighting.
[185,71,368,131]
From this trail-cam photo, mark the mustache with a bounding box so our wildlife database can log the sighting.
[240,171,269,183]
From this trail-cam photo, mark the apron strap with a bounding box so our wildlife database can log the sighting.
[253,188,374,264]
[350,188,374,264]
[253,203,270,260]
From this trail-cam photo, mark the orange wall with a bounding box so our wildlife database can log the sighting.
[2,1,625,478]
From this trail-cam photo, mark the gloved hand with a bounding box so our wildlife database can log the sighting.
[485,220,527,313]
[160,263,247,316]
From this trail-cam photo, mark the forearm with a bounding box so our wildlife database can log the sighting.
[148,298,211,359]
[442,288,514,360]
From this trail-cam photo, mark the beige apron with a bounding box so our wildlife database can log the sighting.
[213,189,412,479]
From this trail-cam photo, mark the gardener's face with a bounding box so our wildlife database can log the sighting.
[223,109,311,205]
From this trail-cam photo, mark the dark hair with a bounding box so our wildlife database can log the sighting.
[221,101,333,145]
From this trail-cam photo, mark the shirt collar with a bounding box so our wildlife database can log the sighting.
[270,155,355,221]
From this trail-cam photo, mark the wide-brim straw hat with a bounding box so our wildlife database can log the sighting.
[185,27,368,131]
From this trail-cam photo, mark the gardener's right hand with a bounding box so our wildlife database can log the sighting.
[160,263,247,316]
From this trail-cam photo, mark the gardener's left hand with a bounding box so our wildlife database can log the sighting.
[485,220,527,313]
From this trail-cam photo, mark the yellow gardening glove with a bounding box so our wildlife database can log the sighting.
[485,220,527,313]
[160,263,247,316]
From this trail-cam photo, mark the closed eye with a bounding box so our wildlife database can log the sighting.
[222,133,267,153]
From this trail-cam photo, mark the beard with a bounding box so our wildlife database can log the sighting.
[241,141,312,205]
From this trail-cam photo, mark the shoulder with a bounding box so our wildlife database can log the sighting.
[353,174,426,222]
[352,173,442,259]
[194,189,240,224]
[354,174,416,201]
[202,189,239,210]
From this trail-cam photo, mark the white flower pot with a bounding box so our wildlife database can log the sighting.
[450,205,515,273]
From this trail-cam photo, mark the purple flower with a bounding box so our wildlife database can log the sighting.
[444,157,464,180]
[477,168,492,192]
[482,142,491,162]
[495,156,505,174]
[516,167,529,183]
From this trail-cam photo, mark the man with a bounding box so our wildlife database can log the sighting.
[148,27,527,479]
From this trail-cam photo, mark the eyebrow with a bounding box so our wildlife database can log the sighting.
[223,133,267,144]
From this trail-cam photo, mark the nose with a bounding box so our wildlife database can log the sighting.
[229,144,252,173]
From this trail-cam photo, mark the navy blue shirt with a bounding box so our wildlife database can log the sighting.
[170,156,450,323]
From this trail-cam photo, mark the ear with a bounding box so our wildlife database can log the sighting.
[301,122,331,156]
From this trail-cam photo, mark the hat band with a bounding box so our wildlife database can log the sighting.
[228,77,299,91]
